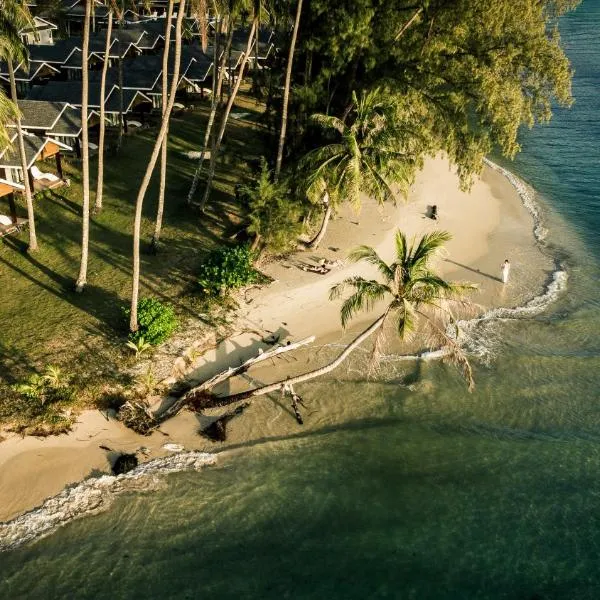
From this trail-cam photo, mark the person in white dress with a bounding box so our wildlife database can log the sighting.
[501,259,511,284]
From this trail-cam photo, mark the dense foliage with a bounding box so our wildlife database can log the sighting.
[126,298,178,346]
[240,158,305,254]
[286,0,581,185]
[198,245,259,295]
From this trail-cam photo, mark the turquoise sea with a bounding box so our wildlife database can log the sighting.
[2,3,600,598]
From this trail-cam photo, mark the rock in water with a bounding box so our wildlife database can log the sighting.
[201,419,227,442]
[112,453,139,475]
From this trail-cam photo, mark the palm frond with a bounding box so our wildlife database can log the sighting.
[347,245,394,281]
[310,113,346,134]
[409,230,452,270]
[333,277,390,328]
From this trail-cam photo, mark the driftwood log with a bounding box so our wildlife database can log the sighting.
[155,336,316,424]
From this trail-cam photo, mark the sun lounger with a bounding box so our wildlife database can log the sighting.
[30,166,60,182]
[128,120,142,128]
[0,214,14,226]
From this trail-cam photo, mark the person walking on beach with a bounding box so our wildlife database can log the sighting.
[501,259,511,284]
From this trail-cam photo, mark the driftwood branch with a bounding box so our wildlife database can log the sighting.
[155,336,316,424]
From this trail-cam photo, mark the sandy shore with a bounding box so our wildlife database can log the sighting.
[0,156,555,523]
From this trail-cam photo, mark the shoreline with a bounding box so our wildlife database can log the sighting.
[0,156,562,547]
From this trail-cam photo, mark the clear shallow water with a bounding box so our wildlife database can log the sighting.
[2,3,600,598]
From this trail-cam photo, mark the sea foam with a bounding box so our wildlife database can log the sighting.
[0,451,217,553]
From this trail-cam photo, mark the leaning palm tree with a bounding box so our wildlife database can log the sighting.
[94,2,113,214]
[1,0,38,251]
[149,0,174,251]
[75,0,92,292]
[199,0,262,211]
[300,88,416,249]
[185,230,477,412]
[186,4,234,205]
[274,0,303,181]
[129,0,187,333]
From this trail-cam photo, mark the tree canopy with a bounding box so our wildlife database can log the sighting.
[290,0,580,185]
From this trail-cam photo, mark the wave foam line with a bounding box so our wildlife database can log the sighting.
[0,451,217,553]
[484,158,548,242]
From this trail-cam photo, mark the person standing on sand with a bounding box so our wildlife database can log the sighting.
[501,259,511,284]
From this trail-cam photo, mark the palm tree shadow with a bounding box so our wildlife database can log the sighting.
[444,258,502,283]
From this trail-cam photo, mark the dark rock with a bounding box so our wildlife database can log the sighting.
[112,453,138,475]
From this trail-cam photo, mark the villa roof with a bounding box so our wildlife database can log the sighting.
[10,100,69,131]
[0,133,71,169]
[0,60,60,82]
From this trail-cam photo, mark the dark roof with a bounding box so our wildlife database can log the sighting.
[90,66,161,91]
[29,39,79,63]
[105,88,151,113]
[231,26,274,59]
[0,133,70,169]
[49,106,82,136]
[183,57,213,82]
[0,60,59,82]
[11,100,68,130]
[27,80,105,107]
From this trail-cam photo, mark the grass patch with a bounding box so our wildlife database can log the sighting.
[0,93,268,429]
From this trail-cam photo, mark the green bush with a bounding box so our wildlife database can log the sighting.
[126,297,178,346]
[198,245,258,296]
[239,158,305,254]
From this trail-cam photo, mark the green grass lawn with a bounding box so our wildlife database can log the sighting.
[0,95,268,414]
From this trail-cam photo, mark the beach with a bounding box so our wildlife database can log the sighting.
[0,155,554,527]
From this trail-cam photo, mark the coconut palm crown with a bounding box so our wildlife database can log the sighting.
[301,87,416,210]
[330,230,478,389]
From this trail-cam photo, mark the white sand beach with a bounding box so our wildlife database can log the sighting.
[0,156,555,523]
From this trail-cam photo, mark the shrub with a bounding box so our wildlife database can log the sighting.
[198,245,258,296]
[126,297,178,346]
[239,158,305,254]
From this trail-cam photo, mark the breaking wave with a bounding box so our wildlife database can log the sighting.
[0,452,217,553]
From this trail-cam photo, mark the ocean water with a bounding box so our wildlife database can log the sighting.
[2,3,600,598]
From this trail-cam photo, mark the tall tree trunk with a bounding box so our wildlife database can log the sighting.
[150,0,174,251]
[308,202,331,249]
[130,0,186,333]
[75,0,92,293]
[199,19,257,211]
[94,9,113,213]
[8,59,38,252]
[186,16,232,205]
[190,313,386,409]
[116,17,125,151]
[274,0,303,181]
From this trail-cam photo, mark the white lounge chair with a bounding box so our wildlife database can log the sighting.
[128,120,142,128]
[30,166,60,182]
[0,214,13,226]
[88,142,99,150]
[173,102,185,110]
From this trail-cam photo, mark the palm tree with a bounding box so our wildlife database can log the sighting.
[129,0,187,333]
[199,5,260,211]
[150,0,174,251]
[75,0,92,292]
[187,230,477,411]
[2,1,38,251]
[94,4,113,213]
[300,88,415,249]
[274,0,303,181]
[186,6,234,205]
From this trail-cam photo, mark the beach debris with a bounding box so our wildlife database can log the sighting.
[117,400,158,435]
[163,443,185,452]
[282,381,305,425]
[200,403,250,442]
[112,453,139,475]
[158,336,316,424]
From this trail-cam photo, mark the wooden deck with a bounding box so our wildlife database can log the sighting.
[0,217,28,238]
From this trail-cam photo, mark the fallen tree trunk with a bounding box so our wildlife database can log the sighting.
[191,314,387,411]
[155,336,316,424]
